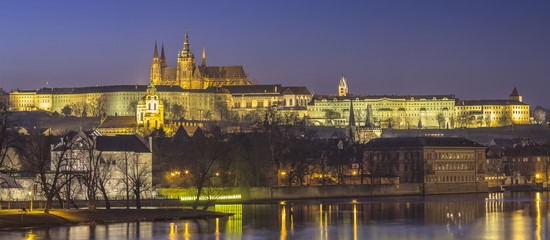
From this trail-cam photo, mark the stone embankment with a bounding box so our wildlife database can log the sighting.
[0,208,229,230]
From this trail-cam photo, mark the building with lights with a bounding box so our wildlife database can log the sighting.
[50,132,153,200]
[308,94,456,129]
[503,143,550,185]
[5,34,531,131]
[136,83,165,129]
[150,29,251,89]
[454,87,530,128]
[364,137,488,194]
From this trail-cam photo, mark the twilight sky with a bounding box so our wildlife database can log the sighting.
[1,1,549,107]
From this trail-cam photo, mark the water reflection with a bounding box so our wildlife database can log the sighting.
[5,192,550,239]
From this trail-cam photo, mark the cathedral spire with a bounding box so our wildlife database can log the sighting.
[153,41,159,58]
[183,27,190,52]
[160,42,167,68]
[150,41,161,85]
[201,44,206,66]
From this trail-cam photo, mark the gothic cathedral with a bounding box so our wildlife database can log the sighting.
[150,29,252,89]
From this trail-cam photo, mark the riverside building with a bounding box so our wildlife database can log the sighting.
[364,137,489,194]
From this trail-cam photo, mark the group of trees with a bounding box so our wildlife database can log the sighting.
[157,108,378,208]
[11,130,151,212]
[533,106,548,124]
[61,96,107,117]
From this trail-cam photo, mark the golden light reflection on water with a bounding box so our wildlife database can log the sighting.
[319,203,323,238]
[169,222,177,240]
[24,230,36,240]
[184,222,189,240]
[216,218,220,240]
[291,209,294,236]
[535,192,541,240]
[281,206,287,240]
[353,204,357,240]
[10,193,550,240]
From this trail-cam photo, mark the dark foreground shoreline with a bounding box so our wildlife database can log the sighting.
[0,208,230,231]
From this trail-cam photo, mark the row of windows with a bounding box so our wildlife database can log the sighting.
[426,175,482,183]
[510,157,550,162]
[426,152,479,160]
[319,101,453,106]
[434,162,476,171]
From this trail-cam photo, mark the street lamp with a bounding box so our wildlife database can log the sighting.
[28,191,32,212]
[277,170,287,186]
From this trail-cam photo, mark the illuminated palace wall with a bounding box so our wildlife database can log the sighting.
[308,95,456,129]
[9,85,230,121]
[8,83,530,129]
[307,87,530,129]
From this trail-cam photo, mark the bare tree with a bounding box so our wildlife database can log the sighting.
[214,101,237,121]
[77,135,103,211]
[70,102,88,117]
[436,113,445,129]
[88,96,106,117]
[314,141,338,186]
[534,107,547,124]
[0,103,18,186]
[117,150,133,209]
[25,133,75,213]
[61,105,73,116]
[127,152,151,209]
[96,156,114,210]
[127,100,138,116]
[183,127,223,210]
[323,109,340,126]
[171,103,186,120]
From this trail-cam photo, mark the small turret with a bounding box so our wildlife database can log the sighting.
[509,87,522,102]
[339,74,348,97]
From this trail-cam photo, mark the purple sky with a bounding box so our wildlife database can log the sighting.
[1,1,549,107]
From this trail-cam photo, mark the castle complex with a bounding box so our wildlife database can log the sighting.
[5,31,532,133]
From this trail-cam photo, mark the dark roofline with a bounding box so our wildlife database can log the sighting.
[314,94,455,101]
[365,137,485,148]
[457,99,528,106]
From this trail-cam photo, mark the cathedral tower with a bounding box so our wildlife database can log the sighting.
[150,41,162,85]
[338,74,348,97]
[177,28,196,89]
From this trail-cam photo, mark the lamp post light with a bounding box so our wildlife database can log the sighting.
[28,191,32,212]
[278,170,287,187]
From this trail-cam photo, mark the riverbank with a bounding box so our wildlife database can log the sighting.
[0,208,229,231]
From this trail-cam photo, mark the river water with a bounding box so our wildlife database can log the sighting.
[2,192,549,239]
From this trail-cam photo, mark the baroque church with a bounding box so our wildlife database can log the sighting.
[150,29,252,89]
